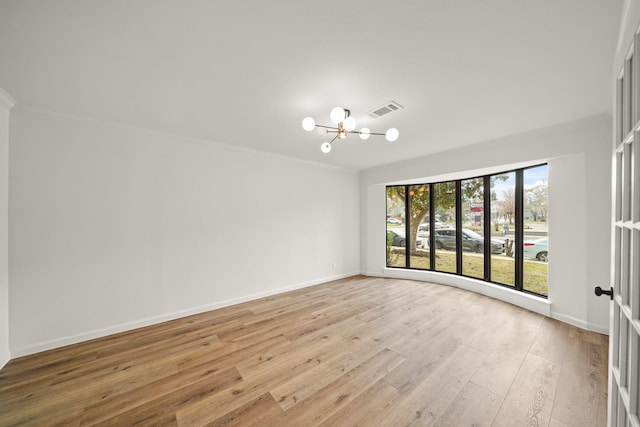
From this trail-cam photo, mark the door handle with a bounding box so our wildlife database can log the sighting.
[594,286,613,300]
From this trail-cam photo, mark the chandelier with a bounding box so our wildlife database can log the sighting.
[302,107,399,153]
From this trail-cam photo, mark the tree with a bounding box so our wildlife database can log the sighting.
[498,188,516,225]
[487,175,510,229]
[387,185,430,254]
[386,186,405,220]
[525,182,548,221]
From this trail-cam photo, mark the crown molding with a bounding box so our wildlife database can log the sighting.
[0,87,16,110]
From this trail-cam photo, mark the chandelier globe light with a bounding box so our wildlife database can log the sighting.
[385,127,399,142]
[330,107,345,124]
[302,106,399,153]
[302,117,315,131]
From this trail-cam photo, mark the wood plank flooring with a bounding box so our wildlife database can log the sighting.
[0,276,609,426]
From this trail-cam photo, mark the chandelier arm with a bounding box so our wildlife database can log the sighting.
[352,130,386,136]
[313,124,387,135]
[357,131,386,136]
[329,135,339,144]
[315,124,339,130]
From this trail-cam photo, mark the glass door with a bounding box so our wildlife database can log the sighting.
[607,36,640,427]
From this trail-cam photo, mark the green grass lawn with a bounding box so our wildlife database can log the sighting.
[389,250,548,296]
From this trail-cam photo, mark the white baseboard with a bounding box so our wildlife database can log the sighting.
[0,353,8,371]
[10,271,359,358]
[9,270,608,359]
[551,312,609,335]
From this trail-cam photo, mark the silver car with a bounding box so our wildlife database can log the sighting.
[523,237,548,262]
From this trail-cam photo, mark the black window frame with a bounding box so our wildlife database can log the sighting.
[385,163,548,298]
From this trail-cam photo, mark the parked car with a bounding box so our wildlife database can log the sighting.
[433,228,504,254]
[523,237,548,262]
[387,229,424,248]
[387,217,402,225]
[418,221,446,232]
[387,230,406,247]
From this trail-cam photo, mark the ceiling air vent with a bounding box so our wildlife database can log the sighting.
[368,101,403,119]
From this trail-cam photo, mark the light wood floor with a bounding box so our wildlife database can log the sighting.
[0,276,608,426]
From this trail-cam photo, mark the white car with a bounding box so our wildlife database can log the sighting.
[523,237,548,262]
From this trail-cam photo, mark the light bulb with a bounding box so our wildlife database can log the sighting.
[385,128,399,142]
[302,117,315,131]
[330,107,345,124]
[359,128,370,140]
[321,142,332,153]
[343,116,356,131]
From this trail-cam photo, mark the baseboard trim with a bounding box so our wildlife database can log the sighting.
[0,353,8,371]
[10,271,359,358]
[10,270,608,358]
[551,312,609,335]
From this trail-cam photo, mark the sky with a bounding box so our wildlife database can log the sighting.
[492,164,548,198]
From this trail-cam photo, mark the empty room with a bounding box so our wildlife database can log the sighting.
[1,1,639,426]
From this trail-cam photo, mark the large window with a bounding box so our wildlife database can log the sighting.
[523,165,549,294]
[385,164,549,297]
[434,182,456,273]
[461,177,484,279]
[490,171,516,287]
[409,184,430,269]
[386,186,406,268]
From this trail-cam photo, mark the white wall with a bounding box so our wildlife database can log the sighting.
[8,107,360,356]
[361,114,612,333]
[0,88,15,369]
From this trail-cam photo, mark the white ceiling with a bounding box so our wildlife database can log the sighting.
[0,0,624,170]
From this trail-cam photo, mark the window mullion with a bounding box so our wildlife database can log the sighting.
[429,183,435,271]
[484,176,491,281]
[455,180,463,275]
[404,185,410,269]
[515,170,524,290]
